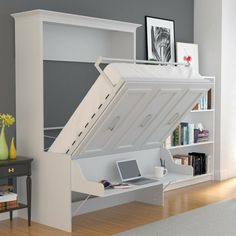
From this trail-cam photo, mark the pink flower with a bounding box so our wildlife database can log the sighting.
[183,56,192,63]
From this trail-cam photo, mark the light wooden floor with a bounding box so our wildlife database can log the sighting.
[1,178,236,236]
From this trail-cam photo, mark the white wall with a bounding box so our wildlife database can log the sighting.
[221,0,236,178]
[195,0,236,179]
[194,0,223,179]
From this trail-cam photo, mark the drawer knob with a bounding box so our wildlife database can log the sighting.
[8,168,15,173]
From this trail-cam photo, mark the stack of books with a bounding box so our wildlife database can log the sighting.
[173,154,190,165]
[192,89,212,110]
[173,152,207,176]
[0,200,18,211]
[0,186,18,211]
[194,129,209,143]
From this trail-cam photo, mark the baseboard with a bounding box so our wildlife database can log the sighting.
[214,169,228,180]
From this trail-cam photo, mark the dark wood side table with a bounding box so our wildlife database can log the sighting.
[0,156,33,226]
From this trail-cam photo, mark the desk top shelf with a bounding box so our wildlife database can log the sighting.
[103,179,162,198]
[103,172,213,198]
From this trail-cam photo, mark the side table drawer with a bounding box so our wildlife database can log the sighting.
[0,163,30,178]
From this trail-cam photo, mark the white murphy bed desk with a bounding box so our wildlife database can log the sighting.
[12,10,214,232]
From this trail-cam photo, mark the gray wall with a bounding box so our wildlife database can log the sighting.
[0,0,194,143]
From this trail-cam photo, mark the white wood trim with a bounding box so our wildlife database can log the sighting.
[168,141,214,150]
[191,109,215,113]
[12,10,141,33]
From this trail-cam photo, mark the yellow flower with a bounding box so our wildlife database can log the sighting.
[0,113,15,127]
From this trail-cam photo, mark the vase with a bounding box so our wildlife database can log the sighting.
[0,125,9,160]
[9,137,17,160]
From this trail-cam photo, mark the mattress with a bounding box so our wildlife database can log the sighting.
[49,63,213,159]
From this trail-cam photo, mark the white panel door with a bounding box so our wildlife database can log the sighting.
[71,82,156,158]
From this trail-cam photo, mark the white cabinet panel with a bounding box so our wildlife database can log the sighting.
[72,83,154,157]
[142,89,205,148]
[70,83,210,158]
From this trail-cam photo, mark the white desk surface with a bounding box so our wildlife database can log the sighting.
[103,172,193,198]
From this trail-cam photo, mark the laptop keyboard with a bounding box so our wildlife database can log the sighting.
[126,177,157,185]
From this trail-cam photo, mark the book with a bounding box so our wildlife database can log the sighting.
[194,129,200,143]
[0,200,17,207]
[207,89,212,109]
[172,128,177,146]
[192,89,212,110]
[183,126,188,145]
[188,152,207,175]
[112,183,131,189]
[173,158,182,165]
[188,123,195,144]
[192,155,202,175]
[192,103,199,110]
[0,192,17,203]
[196,130,209,143]
[0,200,18,211]
[180,122,188,145]
[173,154,190,165]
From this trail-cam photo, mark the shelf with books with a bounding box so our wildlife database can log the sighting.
[192,89,212,111]
[0,203,27,214]
[165,76,215,187]
[165,122,212,148]
[168,141,214,150]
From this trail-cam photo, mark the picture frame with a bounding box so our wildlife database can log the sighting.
[176,42,199,72]
[145,16,175,62]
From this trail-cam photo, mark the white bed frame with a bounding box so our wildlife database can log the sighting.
[12,10,214,232]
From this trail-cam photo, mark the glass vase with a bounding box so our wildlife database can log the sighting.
[0,125,9,160]
[9,137,17,160]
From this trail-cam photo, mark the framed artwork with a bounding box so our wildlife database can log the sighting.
[145,16,175,62]
[176,42,199,72]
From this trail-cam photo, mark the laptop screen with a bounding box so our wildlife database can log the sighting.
[117,160,141,181]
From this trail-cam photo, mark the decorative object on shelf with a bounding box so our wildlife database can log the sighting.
[9,137,17,160]
[176,42,199,72]
[0,126,8,161]
[0,114,15,161]
[145,16,175,62]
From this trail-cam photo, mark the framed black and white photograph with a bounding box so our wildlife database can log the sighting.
[145,16,175,62]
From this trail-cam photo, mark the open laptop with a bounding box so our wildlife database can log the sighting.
[116,159,157,185]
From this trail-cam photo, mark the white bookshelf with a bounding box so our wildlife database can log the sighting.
[167,78,215,182]
[12,9,215,232]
